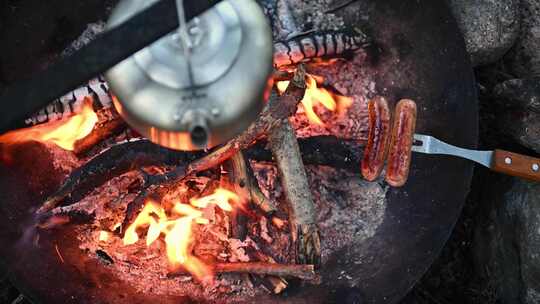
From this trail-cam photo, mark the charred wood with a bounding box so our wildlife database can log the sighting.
[232,151,279,215]
[245,136,364,170]
[273,28,372,69]
[37,140,202,214]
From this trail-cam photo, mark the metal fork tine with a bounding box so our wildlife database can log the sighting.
[411,133,493,168]
[411,134,429,153]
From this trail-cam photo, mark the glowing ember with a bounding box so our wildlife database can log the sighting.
[98,231,111,242]
[0,97,98,151]
[276,80,290,95]
[122,188,241,280]
[276,73,353,126]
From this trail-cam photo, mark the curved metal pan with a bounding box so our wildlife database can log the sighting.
[0,0,477,303]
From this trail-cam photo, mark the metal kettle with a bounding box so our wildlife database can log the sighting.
[105,0,274,151]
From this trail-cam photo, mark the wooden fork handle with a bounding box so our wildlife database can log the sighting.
[492,150,540,182]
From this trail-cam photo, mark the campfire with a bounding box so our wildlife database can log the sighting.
[0,0,487,302]
[0,0,407,302]
[0,50,393,300]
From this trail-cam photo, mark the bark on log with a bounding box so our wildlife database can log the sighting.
[230,151,279,215]
[268,120,321,267]
[227,153,249,240]
[169,262,316,281]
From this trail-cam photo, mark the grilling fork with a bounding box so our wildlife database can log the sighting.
[412,134,540,182]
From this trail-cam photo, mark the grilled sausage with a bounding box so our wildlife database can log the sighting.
[273,28,371,69]
[385,99,417,187]
[361,96,391,181]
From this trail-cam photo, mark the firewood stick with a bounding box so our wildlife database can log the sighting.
[268,120,321,267]
[73,106,127,156]
[215,263,316,280]
[226,153,249,240]
[230,151,278,215]
[170,263,316,281]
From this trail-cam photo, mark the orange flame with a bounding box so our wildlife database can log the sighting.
[276,81,290,95]
[0,97,98,151]
[301,74,353,126]
[276,73,353,126]
[99,231,111,242]
[123,188,241,281]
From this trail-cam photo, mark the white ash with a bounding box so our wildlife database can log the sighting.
[250,161,387,265]
[61,22,106,57]
[227,239,252,263]
[306,165,387,263]
[288,0,345,31]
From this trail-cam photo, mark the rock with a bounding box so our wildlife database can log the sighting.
[474,176,540,304]
[494,78,540,112]
[447,0,520,66]
[506,0,540,77]
[493,78,540,153]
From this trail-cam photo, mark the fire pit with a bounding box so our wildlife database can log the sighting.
[0,0,477,303]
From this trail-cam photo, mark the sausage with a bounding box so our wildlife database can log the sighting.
[273,28,372,69]
[385,99,417,187]
[361,96,391,181]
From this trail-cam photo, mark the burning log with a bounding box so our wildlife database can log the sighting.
[170,262,317,281]
[73,105,127,156]
[268,120,321,267]
[37,140,202,213]
[273,28,372,69]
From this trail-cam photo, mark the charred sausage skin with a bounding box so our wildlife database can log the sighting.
[361,96,391,181]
